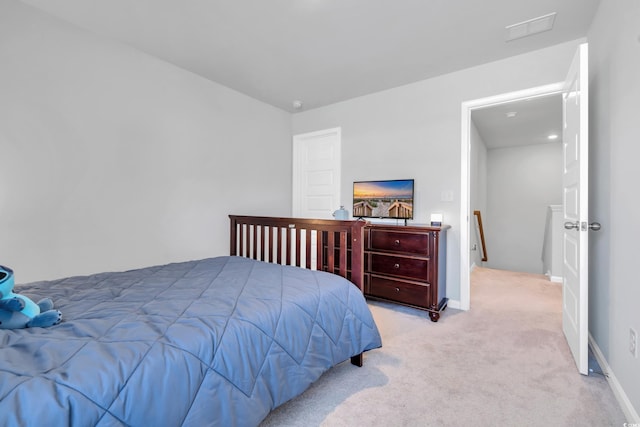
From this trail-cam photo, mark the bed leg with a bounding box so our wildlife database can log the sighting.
[350,353,363,367]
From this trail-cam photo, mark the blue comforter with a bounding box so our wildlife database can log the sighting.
[0,256,381,426]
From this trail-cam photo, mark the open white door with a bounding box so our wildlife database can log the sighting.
[562,43,590,375]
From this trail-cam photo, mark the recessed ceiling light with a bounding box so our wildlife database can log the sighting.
[505,12,556,42]
[506,111,518,118]
[292,100,303,110]
[548,134,559,140]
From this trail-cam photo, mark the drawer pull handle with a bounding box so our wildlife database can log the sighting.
[394,263,400,269]
[395,287,400,292]
[394,239,400,246]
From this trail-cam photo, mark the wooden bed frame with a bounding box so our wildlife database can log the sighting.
[229,215,367,366]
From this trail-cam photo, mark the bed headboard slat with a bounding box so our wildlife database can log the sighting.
[229,215,366,290]
[339,230,348,277]
[316,228,324,275]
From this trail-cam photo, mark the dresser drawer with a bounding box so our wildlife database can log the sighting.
[369,229,430,255]
[369,254,429,281]
[367,275,430,308]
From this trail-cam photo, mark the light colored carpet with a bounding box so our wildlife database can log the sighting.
[261,267,626,426]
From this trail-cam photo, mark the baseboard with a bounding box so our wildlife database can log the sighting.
[447,299,462,310]
[544,271,563,283]
[589,333,640,422]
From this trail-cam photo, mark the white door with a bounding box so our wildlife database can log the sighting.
[562,43,589,375]
[292,128,341,219]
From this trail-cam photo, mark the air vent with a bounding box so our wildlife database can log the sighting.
[505,12,556,42]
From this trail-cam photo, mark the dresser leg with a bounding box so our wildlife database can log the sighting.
[429,311,440,322]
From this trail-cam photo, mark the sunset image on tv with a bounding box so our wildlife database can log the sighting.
[353,179,414,219]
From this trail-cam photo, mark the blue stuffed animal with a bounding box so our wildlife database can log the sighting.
[0,265,62,329]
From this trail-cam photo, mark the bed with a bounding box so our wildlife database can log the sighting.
[0,215,381,426]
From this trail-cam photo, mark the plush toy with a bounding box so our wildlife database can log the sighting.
[0,264,62,329]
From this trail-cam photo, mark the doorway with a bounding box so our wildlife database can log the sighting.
[471,93,563,274]
[459,83,564,311]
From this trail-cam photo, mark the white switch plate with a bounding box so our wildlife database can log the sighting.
[441,190,454,202]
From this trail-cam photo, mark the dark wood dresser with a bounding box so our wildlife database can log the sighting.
[363,223,449,322]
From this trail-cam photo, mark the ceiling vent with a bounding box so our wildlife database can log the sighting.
[505,12,556,42]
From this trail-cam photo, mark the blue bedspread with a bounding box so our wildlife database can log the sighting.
[0,256,381,426]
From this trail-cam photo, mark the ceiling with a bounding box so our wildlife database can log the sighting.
[472,93,563,149]
[22,0,599,113]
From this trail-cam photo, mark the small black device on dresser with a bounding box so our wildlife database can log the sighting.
[363,223,449,322]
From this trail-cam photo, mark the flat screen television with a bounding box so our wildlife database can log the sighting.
[353,179,414,219]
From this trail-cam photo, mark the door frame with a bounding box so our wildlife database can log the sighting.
[459,83,564,311]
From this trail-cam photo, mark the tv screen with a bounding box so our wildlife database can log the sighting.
[353,179,414,219]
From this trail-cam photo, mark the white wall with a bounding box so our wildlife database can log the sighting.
[292,40,580,303]
[484,142,562,274]
[0,1,292,283]
[469,120,488,268]
[588,0,640,418]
